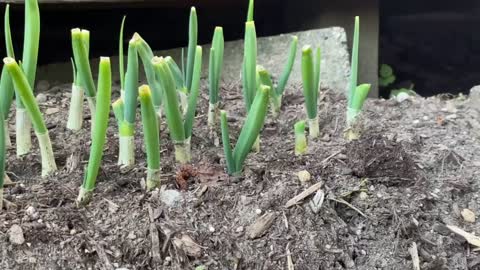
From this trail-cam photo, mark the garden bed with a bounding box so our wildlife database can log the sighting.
[0,81,479,270]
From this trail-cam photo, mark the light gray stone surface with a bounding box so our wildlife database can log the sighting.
[38,27,350,93]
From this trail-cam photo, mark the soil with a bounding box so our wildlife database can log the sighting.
[1,80,480,270]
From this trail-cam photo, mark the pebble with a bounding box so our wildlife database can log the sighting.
[45,108,60,115]
[159,189,182,207]
[461,209,476,223]
[236,226,244,233]
[297,170,311,183]
[208,225,215,233]
[358,192,368,200]
[25,206,36,216]
[445,114,457,120]
[8,224,25,245]
[255,208,262,215]
[36,93,47,104]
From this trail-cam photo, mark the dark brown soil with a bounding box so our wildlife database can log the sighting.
[1,81,479,270]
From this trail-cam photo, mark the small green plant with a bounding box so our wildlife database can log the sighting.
[136,33,163,116]
[138,85,161,191]
[294,120,307,156]
[77,57,111,205]
[185,7,198,93]
[379,64,395,87]
[301,45,321,139]
[11,0,40,156]
[220,85,270,176]
[345,16,371,141]
[119,15,126,99]
[208,27,225,129]
[115,34,139,167]
[71,28,96,123]
[255,35,297,118]
[4,57,57,177]
[66,57,84,131]
[152,46,202,164]
[2,4,16,147]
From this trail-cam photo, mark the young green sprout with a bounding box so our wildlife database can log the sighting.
[294,120,307,156]
[138,85,161,190]
[67,29,90,131]
[119,16,126,99]
[136,33,163,116]
[345,16,371,141]
[185,6,198,93]
[71,28,96,124]
[3,4,15,147]
[66,58,84,131]
[115,34,139,167]
[77,57,111,205]
[208,27,224,129]
[301,45,321,139]
[14,0,40,156]
[247,0,254,22]
[255,35,297,118]
[152,46,202,164]
[242,21,261,152]
[4,57,57,177]
[220,85,270,176]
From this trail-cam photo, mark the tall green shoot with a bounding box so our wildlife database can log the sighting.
[15,0,40,156]
[77,57,112,205]
[301,45,321,139]
[220,85,270,175]
[185,7,198,92]
[345,16,371,140]
[119,15,126,98]
[116,35,139,167]
[139,85,161,191]
[152,45,202,164]
[2,4,15,147]
[208,27,224,129]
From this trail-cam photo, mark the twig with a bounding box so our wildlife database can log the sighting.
[329,197,369,219]
[408,242,420,270]
[285,182,324,208]
[321,150,342,164]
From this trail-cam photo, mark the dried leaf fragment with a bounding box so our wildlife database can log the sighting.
[247,212,276,239]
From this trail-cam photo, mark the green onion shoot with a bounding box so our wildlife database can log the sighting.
[220,85,270,176]
[14,0,40,156]
[119,15,126,99]
[116,34,139,167]
[345,16,371,140]
[66,58,84,131]
[2,4,15,148]
[294,120,307,156]
[71,28,96,127]
[247,0,254,22]
[139,85,161,190]
[4,57,57,177]
[136,33,163,116]
[301,45,321,139]
[0,102,5,211]
[208,26,224,129]
[77,57,112,205]
[152,46,202,164]
[185,6,198,93]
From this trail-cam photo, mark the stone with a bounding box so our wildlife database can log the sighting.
[159,189,182,207]
[36,93,48,104]
[297,170,311,183]
[8,224,25,245]
[469,85,480,110]
[461,209,476,223]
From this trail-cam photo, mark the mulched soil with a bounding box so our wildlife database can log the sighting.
[1,80,480,270]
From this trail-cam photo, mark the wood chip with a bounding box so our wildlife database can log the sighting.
[148,204,162,263]
[309,190,325,214]
[285,182,323,208]
[408,242,420,270]
[45,107,60,115]
[172,234,203,257]
[447,224,480,247]
[286,244,294,270]
[246,212,276,239]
